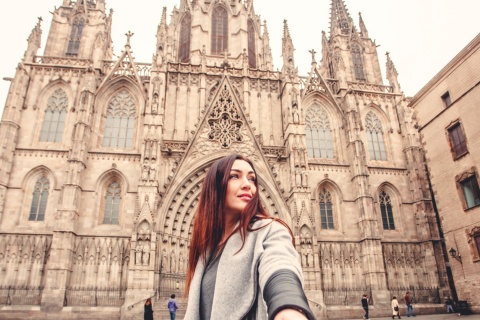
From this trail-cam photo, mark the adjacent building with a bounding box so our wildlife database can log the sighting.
[0,0,451,318]
[411,33,480,313]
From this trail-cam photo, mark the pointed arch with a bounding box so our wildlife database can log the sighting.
[178,12,191,63]
[305,103,334,159]
[40,88,68,143]
[102,88,137,149]
[365,111,387,161]
[376,183,403,232]
[67,15,85,56]
[351,43,365,81]
[95,169,129,226]
[247,19,256,68]
[21,166,57,223]
[316,179,344,232]
[211,5,228,55]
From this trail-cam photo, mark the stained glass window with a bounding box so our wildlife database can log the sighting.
[40,89,68,143]
[29,176,49,221]
[365,112,386,161]
[67,17,85,56]
[319,188,334,229]
[306,104,334,159]
[380,191,395,230]
[103,181,121,224]
[248,20,256,68]
[179,13,191,63]
[102,90,136,148]
[211,6,228,55]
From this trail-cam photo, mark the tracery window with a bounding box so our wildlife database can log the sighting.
[380,191,395,230]
[178,13,191,63]
[351,44,365,81]
[67,16,85,56]
[211,6,228,55]
[365,112,386,161]
[319,188,334,229]
[40,88,68,143]
[29,176,49,221]
[247,19,256,68]
[103,181,121,224]
[305,104,334,159]
[102,90,136,148]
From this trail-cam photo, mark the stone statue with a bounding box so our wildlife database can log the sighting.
[148,163,157,181]
[142,164,149,181]
[161,249,168,272]
[151,93,159,114]
[179,252,185,273]
[302,170,308,187]
[292,105,300,124]
[295,168,302,187]
[307,245,314,267]
[142,243,150,265]
[301,245,307,267]
[170,251,176,273]
[135,243,142,265]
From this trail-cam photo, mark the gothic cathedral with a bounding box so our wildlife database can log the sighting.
[0,0,449,318]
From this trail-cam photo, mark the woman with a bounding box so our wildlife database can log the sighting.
[184,154,316,320]
[144,298,154,320]
[391,296,401,319]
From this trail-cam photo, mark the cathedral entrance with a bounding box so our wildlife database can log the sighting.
[158,273,186,298]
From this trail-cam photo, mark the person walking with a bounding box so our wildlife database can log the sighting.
[167,294,179,320]
[361,294,369,319]
[404,291,416,317]
[391,296,401,319]
[183,154,316,319]
[144,298,154,320]
[445,296,454,313]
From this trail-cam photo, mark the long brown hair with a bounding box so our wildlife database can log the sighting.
[184,154,292,295]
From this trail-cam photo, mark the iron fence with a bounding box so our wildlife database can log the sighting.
[389,287,441,304]
[323,287,371,306]
[65,287,126,306]
[0,286,43,305]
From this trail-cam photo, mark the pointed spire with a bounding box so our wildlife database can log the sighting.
[386,52,401,93]
[358,12,368,37]
[155,6,168,65]
[329,0,352,36]
[262,20,273,70]
[24,17,42,62]
[282,19,295,67]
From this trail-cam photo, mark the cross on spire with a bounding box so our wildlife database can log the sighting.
[309,49,317,63]
[125,30,134,47]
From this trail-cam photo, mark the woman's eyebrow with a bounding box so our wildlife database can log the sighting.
[230,169,255,174]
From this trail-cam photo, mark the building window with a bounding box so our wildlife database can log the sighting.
[466,226,480,262]
[319,188,334,229]
[29,176,49,221]
[211,6,228,55]
[103,181,121,224]
[67,16,85,56]
[247,20,256,68]
[102,90,136,148]
[461,175,480,209]
[178,13,191,63]
[351,44,365,81]
[365,112,387,161]
[305,104,334,159]
[380,191,395,230]
[447,122,468,159]
[40,88,68,142]
[441,91,452,107]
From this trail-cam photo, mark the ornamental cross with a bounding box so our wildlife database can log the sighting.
[309,49,316,63]
[125,31,134,46]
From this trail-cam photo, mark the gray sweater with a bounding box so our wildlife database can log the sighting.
[184,219,312,320]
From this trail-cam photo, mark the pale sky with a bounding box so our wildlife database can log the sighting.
[1,0,479,117]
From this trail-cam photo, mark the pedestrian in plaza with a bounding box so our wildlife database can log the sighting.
[167,294,179,320]
[144,298,154,320]
[183,154,316,319]
[445,296,454,314]
[391,296,401,319]
[404,291,416,317]
[361,293,369,319]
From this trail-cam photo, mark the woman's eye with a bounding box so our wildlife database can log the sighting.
[248,177,256,182]
[230,174,239,179]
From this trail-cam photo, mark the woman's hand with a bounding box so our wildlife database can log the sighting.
[274,308,308,320]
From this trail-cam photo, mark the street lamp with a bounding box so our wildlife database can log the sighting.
[449,247,462,263]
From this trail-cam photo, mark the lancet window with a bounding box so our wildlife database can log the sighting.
[365,111,387,161]
[211,6,228,55]
[319,188,334,229]
[67,16,85,56]
[178,13,191,63]
[29,176,49,221]
[380,191,395,230]
[103,181,121,224]
[40,88,68,143]
[306,104,334,159]
[248,20,256,68]
[351,44,365,81]
[102,90,136,148]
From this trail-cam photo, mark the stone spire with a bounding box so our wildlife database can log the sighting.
[155,6,168,66]
[282,19,295,69]
[329,0,352,36]
[23,17,42,62]
[358,12,368,38]
[262,20,273,70]
[386,52,401,93]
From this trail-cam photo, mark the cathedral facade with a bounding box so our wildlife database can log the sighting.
[0,0,450,318]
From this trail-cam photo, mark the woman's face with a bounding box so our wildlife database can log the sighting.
[225,159,257,217]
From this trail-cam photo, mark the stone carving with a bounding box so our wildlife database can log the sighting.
[161,249,168,272]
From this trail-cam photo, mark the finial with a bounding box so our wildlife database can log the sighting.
[309,49,317,64]
[125,30,134,47]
